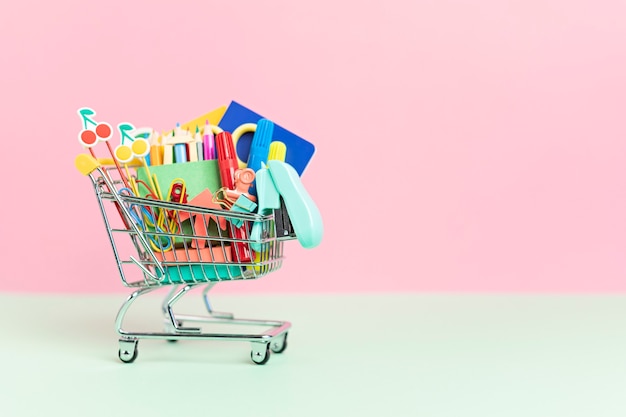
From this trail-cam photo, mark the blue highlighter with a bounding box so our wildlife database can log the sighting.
[246,118,274,196]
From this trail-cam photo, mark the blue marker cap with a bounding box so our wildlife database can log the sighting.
[246,118,274,196]
[247,119,273,172]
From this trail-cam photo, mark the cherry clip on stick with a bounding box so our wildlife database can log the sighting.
[215,131,252,263]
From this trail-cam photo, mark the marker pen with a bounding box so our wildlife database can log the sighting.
[246,118,274,196]
[268,141,287,162]
[215,131,252,263]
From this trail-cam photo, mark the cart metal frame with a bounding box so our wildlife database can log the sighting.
[80,158,293,365]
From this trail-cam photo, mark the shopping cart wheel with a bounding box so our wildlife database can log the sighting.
[250,342,271,365]
[270,332,288,354]
[118,339,139,363]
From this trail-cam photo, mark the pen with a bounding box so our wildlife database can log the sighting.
[216,131,252,263]
[203,120,215,160]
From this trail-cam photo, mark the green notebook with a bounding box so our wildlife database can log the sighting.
[136,160,222,200]
[135,160,224,247]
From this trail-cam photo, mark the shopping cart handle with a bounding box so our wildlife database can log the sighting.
[75,153,101,176]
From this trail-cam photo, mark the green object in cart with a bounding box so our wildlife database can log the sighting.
[136,160,222,201]
[136,160,224,246]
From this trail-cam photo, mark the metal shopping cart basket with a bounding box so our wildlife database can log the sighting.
[75,154,293,365]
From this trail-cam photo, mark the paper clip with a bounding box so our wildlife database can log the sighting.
[118,188,173,252]
[167,179,188,205]
[212,187,236,209]
[160,178,189,233]
[212,187,257,228]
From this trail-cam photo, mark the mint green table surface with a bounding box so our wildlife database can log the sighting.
[1,292,625,416]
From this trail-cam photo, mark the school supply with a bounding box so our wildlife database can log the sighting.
[249,160,323,250]
[78,108,130,190]
[274,197,295,238]
[213,168,258,228]
[167,180,188,205]
[77,108,113,147]
[149,130,163,166]
[246,118,273,169]
[114,125,157,196]
[266,140,293,238]
[203,120,216,160]
[190,126,201,162]
[268,141,287,162]
[218,101,316,175]
[246,118,273,197]
[178,188,227,249]
[74,103,322,365]
[215,131,252,263]
[229,195,257,226]
[249,164,282,251]
[266,160,323,249]
[136,160,221,200]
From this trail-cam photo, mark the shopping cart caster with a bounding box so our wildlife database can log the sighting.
[251,342,271,365]
[271,332,288,354]
[118,339,138,363]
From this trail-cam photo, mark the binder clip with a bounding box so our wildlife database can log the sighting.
[229,195,258,228]
[213,168,258,228]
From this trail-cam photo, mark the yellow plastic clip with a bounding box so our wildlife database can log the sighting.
[74,154,101,176]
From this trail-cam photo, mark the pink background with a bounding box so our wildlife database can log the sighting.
[1,0,625,294]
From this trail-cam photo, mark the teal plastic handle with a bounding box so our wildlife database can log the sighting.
[250,166,281,251]
[267,160,323,249]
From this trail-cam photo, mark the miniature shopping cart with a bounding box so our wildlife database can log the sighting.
[75,154,293,365]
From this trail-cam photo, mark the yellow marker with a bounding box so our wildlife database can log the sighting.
[268,141,287,162]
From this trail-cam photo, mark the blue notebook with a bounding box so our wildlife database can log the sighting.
[218,101,316,176]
